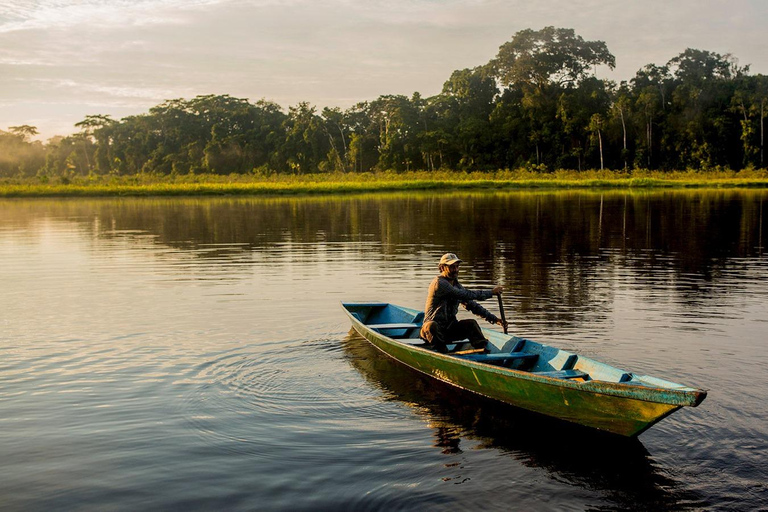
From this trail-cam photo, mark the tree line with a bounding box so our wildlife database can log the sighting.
[2,26,767,178]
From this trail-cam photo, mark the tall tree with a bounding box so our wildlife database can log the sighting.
[283,102,328,174]
[321,107,351,172]
[589,113,605,170]
[489,27,615,167]
[75,115,116,173]
[665,49,746,168]
[8,125,39,141]
[0,127,45,177]
[490,26,615,90]
[731,75,768,167]
[439,67,498,169]
[610,84,633,170]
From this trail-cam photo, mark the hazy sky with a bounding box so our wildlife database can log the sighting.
[2,0,767,140]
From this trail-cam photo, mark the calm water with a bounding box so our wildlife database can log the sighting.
[1,191,767,511]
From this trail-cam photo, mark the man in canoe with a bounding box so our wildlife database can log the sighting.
[420,253,506,352]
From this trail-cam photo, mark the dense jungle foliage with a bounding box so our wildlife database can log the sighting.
[2,27,767,179]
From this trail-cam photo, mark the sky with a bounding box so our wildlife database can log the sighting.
[1,0,767,141]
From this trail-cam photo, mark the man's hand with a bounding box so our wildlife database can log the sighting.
[496,318,508,330]
[492,285,503,296]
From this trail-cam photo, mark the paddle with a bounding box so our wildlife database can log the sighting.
[497,293,508,334]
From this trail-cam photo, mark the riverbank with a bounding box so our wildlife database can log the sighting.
[2,169,768,197]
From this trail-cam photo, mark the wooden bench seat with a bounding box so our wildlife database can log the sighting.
[533,369,589,380]
[459,353,539,368]
[367,323,421,330]
[460,352,538,362]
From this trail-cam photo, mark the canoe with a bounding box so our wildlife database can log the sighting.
[342,301,707,437]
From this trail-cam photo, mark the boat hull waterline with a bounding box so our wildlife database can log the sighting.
[342,302,707,437]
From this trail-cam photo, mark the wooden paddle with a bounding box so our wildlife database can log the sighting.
[497,293,508,334]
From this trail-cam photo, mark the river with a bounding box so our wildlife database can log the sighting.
[1,190,766,510]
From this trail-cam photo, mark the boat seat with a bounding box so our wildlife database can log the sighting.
[367,323,422,339]
[399,338,426,345]
[459,352,539,367]
[367,323,421,330]
[534,369,589,380]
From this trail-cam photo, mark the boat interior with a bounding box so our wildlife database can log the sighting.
[343,302,690,389]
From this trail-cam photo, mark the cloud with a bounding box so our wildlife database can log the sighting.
[29,77,178,100]
[0,0,228,33]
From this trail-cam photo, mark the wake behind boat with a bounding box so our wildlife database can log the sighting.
[342,301,707,437]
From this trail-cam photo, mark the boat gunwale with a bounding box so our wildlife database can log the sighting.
[342,304,707,408]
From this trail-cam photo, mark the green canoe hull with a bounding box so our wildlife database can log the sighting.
[343,302,706,437]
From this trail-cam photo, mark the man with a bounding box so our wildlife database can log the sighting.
[420,253,507,352]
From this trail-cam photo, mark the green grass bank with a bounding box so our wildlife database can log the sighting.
[2,169,768,198]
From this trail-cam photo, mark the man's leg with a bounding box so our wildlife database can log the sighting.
[419,321,448,352]
[455,319,489,348]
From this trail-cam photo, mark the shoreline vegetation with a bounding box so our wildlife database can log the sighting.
[2,169,767,198]
[3,27,768,187]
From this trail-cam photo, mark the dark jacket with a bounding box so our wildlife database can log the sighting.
[423,275,498,327]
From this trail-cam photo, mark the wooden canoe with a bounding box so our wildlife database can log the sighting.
[342,301,707,437]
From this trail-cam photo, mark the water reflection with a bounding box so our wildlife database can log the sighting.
[2,190,764,258]
[341,331,706,510]
[2,190,765,336]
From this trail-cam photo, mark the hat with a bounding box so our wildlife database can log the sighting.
[439,253,462,266]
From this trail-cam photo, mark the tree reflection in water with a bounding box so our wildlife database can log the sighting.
[3,190,763,338]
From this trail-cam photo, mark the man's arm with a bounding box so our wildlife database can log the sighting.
[440,278,494,302]
[463,300,500,324]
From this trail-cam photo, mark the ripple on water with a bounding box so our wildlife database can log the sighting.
[179,336,418,463]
